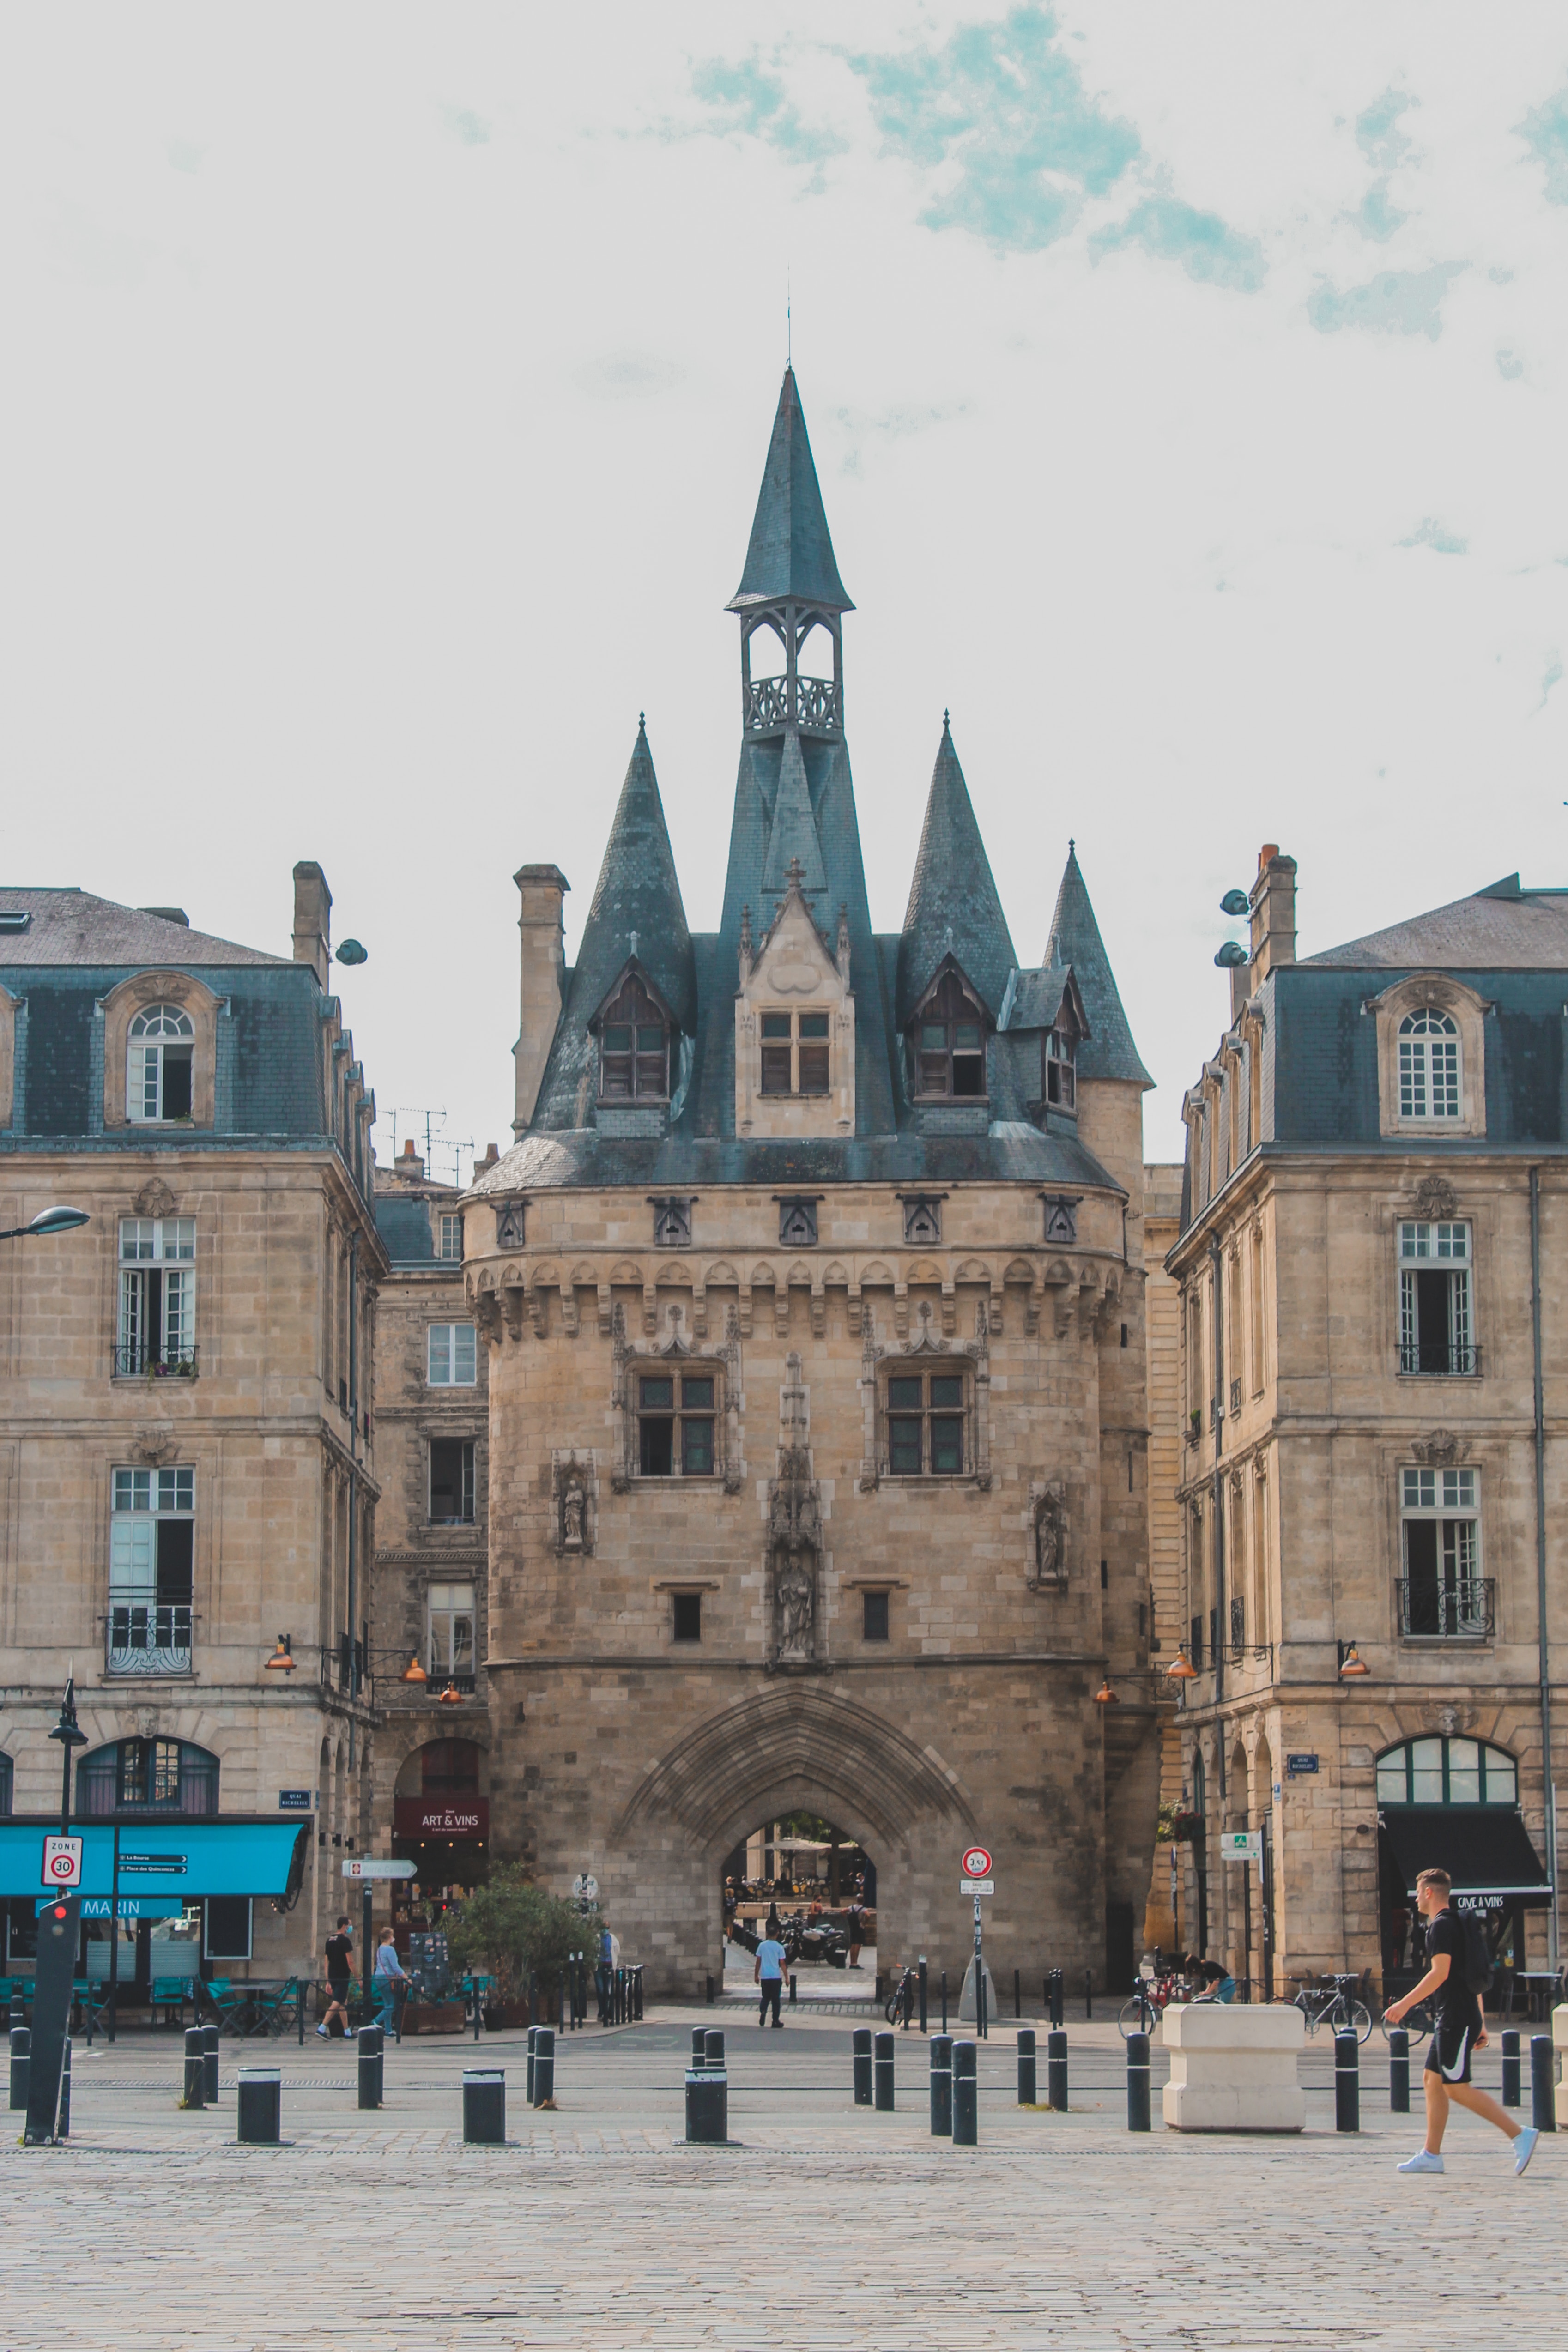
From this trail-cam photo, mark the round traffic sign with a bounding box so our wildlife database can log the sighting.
[46,1851,76,1883]
[961,1846,993,1879]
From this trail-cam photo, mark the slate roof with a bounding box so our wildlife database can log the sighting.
[1000,962,1079,1035]
[1044,847,1152,1086]
[1303,875,1568,970]
[0,889,287,966]
[897,720,1017,1026]
[726,367,853,615]
[471,1121,1118,1198]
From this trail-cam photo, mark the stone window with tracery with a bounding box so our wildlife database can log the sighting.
[598,974,668,1102]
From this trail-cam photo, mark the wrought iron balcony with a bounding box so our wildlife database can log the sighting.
[1398,1341,1479,1375]
[106,1604,193,1676]
[114,1342,199,1380]
[1397,1578,1495,1639]
[744,674,842,737]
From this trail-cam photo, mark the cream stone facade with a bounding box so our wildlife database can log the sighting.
[0,869,383,1996]
[1141,1161,1184,1951]
[1168,848,1564,2004]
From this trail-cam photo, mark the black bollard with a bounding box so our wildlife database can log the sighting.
[1017,2025,1037,2105]
[203,2024,220,2106]
[789,1972,798,2007]
[462,2068,506,2144]
[1530,2034,1556,2131]
[852,2026,872,2105]
[952,2038,978,2146]
[929,2033,953,2135]
[704,2029,725,2072]
[706,1973,714,2006]
[57,2038,70,2139]
[692,2026,708,2068]
[533,2025,556,2106]
[557,1971,566,2033]
[685,2058,727,2143]
[236,2068,281,2144]
[941,1971,949,2035]
[1084,1969,1092,2022]
[358,2023,383,2110]
[919,1958,928,2034]
[1388,2027,1409,2114]
[527,2025,538,2104]
[9,2025,30,2113]
[1501,2028,1521,2108]
[874,2029,896,2111]
[1127,2029,1151,2131]
[1014,1968,1022,2021]
[1047,2027,1068,2113]
[1334,2029,1359,2133]
[182,2026,206,2110]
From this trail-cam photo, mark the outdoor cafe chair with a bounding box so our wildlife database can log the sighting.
[151,1975,193,2026]
[198,1977,252,2034]
[250,1978,302,2038]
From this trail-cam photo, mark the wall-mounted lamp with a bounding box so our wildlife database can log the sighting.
[1338,1641,1370,1679]
[401,1654,429,1684]
[1092,1677,1120,1705]
[265,1634,296,1674]
[1166,1649,1199,1681]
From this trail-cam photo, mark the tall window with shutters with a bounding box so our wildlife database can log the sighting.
[109,1466,194,1674]
[1398,1221,1474,1375]
[127,1004,195,1122]
[1398,1008,1460,1121]
[117,1217,196,1376]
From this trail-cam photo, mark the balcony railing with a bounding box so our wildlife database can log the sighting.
[744,674,842,737]
[106,1604,193,1675]
[114,1342,199,1380]
[1399,1342,1479,1376]
[1398,1578,1495,1639]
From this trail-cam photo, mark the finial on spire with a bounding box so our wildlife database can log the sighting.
[785,855,805,889]
[639,711,646,733]
[943,708,950,733]
[1069,837,1076,854]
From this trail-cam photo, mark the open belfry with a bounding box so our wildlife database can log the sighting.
[465,369,1160,1992]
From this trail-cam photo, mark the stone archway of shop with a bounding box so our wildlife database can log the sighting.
[392,1737,491,1941]
[613,1682,977,1996]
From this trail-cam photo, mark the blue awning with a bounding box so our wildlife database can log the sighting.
[0,1821,309,1900]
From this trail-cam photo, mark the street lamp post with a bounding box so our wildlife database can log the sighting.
[0,1207,91,1241]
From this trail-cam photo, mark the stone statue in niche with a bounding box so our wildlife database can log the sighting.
[777,1547,815,1656]
[551,1449,595,1555]
[561,1472,586,1552]
[1028,1481,1067,1590]
[769,1440,822,1661]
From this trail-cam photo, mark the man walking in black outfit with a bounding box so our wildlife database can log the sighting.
[1385,1866,1538,2176]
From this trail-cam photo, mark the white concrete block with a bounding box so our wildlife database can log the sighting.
[1162,2001,1305,2133]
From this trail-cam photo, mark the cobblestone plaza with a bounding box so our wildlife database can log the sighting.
[5,2010,1556,2350]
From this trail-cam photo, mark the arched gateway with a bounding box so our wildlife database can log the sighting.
[466,366,1160,1995]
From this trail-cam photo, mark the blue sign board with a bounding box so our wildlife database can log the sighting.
[0,1822,307,1899]
[278,1790,314,1812]
[1286,1753,1320,1776]
[35,1896,184,1920]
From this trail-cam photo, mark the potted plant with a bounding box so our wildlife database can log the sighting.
[448,1864,604,2032]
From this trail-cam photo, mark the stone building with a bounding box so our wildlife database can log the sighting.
[366,1136,499,1931]
[461,367,1162,1995]
[0,866,383,1995]
[1141,1160,1184,1950]
[1168,848,1562,2000]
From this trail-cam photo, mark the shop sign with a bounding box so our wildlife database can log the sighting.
[393,1797,488,1839]
[36,1896,182,1920]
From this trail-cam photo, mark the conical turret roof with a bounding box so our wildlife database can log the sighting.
[726,366,853,615]
[1044,844,1150,1085]
[572,720,696,1033]
[897,719,1017,1025]
[761,729,828,901]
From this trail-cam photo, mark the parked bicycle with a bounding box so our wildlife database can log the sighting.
[1117,1960,1187,2039]
[884,1964,919,2025]
[1291,1973,1372,2044]
[1378,1997,1433,2047]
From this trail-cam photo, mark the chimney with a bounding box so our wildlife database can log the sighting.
[478,1143,500,1171]
[292,861,333,988]
[1247,843,1296,999]
[514,864,569,1134]
[394,1138,424,1181]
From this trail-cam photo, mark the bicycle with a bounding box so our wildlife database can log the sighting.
[1117,1968,1185,2039]
[1378,1998,1433,2048]
[883,1964,919,2026]
[1291,1974,1372,2044]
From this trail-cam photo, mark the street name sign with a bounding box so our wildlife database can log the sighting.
[342,1858,417,1880]
[41,1834,83,1890]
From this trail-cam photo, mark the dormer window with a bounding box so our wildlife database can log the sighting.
[911,972,987,1100]
[1045,1026,1076,1110]
[1398,1007,1459,1121]
[127,1004,194,1123]
[598,975,668,1102]
[761,1011,830,1096]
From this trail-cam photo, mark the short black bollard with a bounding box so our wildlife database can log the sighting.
[1388,2026,1409,2114]
[10,2024,31,2113]
[533,2025,556,2106]
[1014,1968,1022,2021]
[1084,1969,1092,2021]
[463,2068,506,2144]
[1017,2025,1036,2105]
[788,1972,798,2007]
[1127,2029,1151,2131]
[852,2026,872,2106]
[874,2029,895,2110]
[182,2026,206,2110]
[704,2029,725,2072]
[706,1973,714,2006]
[527,2024,537,2104]
[940,1971,949,2035]
[58,2038,71,2139]
[1047,2028,1068,2113]
[952,2038,978,2146]
[929,2033,953,2135]
[1530,2034,1556,2130]
[919,1957,928,2034]
[691,2026,708,2068]
[1501,2028,1521,2108]
[203,2023,220,2105]
[358,2023,384,2110]
[1334,2029,1359,2133]
[685,2061,727,2142]
[236,2068,281,2145]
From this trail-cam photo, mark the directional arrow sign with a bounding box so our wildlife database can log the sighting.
[342,1859,417,1879]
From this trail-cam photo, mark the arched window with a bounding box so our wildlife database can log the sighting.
[127,1003,195,1123]
[910,972,987,1100]
[598,975,668,1102]
[78,1737,218,1816]
[1398,1006,1459,1121]
[1376,1736,1516,1807]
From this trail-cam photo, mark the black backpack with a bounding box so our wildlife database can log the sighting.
[1459,1911,1494,1995]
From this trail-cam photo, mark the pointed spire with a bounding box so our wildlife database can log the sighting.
[1044,844,1151,1085]
[726,367,854,614]
[896,722,1017,1026]
[761,728,828,901]
[573,723,696,1034]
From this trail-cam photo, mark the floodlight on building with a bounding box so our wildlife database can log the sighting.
[1220,889,1250,917]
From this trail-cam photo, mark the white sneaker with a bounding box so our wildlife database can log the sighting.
[315,2025,329,2038]
[1514,2127,1540,2176]
[1396,2149,1444,2174]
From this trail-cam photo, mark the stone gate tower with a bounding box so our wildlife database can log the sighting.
[464,368,1159,1993]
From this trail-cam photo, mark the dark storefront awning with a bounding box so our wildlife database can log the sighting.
[1380,1807,1553,1909]
[0,1820,309,1902]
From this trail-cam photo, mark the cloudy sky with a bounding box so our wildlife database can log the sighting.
[5,4,1567,1172]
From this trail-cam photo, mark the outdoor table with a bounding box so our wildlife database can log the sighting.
[1504,1971,1562,2025]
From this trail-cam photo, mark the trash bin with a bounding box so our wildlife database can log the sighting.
[236,2068,281,2145]
[463,2068,506,2144]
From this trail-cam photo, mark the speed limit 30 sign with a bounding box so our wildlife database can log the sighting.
[42,1833,83,1890]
